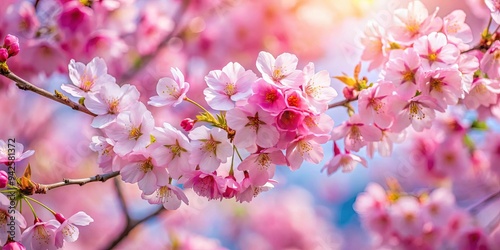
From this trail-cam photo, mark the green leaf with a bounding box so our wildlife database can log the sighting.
[463,134,475,151]
[470,120,488,131]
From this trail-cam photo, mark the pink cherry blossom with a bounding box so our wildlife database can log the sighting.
[85,83,140,128]
[54,212,93,248]
[480,40,500,80]
[0,140,34,164]
[383,48,421,98]
[20,219,59,250]
[463,78,500,109]
[358,82,395,128]
[238,148,287,186]
[236,178,276,203]
[276,108,304,132]
[226,104,280,151]
[286,134,328,170]
[256,51,303,88]
[323,142,367,174]
[89,136,117,172]
[103,102,154,156]
[0,194,26,244]
[389,196,424,239]
[432,136,470,179]
[284,90,308,110]
[366,128,405,158]
[248,79,286,114]
[61,57,116,98]
[120,151,169,195]
[331,114,383,152]
[389,1,442,44]
[301,62,337,114]
[148,67,190,107]
[360,21,390,71]
[299,113,334,137]
[353,183,392,239]
[203,62,257,110]
[413,32,459,70]
[417,68,463,109]
[486,0,500,24]
[142,184,189,210]
[188,126,232,173]
[442,10,473,50]
[183,171,226,201]
[389,94,445,132]
[150,122,193,179]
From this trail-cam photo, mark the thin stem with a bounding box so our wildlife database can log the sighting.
[0,70,96,117]
[23,198,37,219]
[103,206,165,249]
[468,189,500,215]
[184,97,211,114]
[119,0,190,83]
[35,171,120,193]
[328,97,358,109]
[24,196,56,214]
[114,178,132,226]
[486,17,493,34]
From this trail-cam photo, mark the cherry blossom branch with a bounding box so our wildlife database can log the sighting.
[468,189,500,215]
[104,206,166,249]
[114,178,132,226]
[0,67,96,117]
[119,0,191,82]
[328,97,358,109]
[35,171,120,193]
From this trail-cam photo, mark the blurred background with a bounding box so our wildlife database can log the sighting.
[0,0,495,249]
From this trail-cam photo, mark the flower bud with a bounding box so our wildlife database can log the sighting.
[2,241,26,250]
[342,86,358,100]
[54,213,66,224]
[0,48,8,63]
[0,171,8,188]
[3,35,20,58]
[3,35,19,48]
[180,118,195,131]
[7,43,20,57]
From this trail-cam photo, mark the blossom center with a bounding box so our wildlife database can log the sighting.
[165,140,187,160]
[369,98,384,112]
[225,82,236,96]
[246,113,265,131]
[402,70,415,83]
[272,67,285,81]
[129,125,143,140]
[257,154,271,170]
[157,186,171,203]
[201,135,220,154]
[408,102,425,120]
[140,158,154,173]
[348,126,362,142]
[429,78,443,92]
[108,98,120,114]
[428,53,438,62]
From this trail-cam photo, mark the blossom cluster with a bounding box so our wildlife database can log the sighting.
[63,50,339,208]
[354,183,493,249]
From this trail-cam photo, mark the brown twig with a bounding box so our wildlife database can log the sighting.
[114,178,132,226]
[0,68,96,117]
[35,171,120,193]
[328,97,358,109]
[468,189,500,215]
[104,206,166,249]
